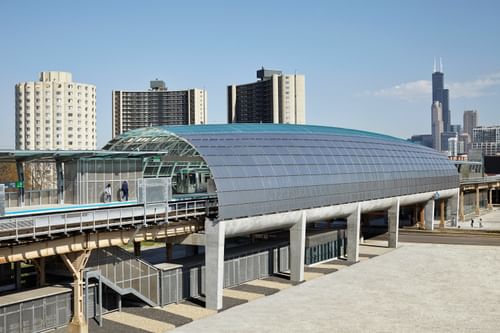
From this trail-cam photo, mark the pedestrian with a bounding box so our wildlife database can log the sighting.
[479,218,483,228]
[121,180,129,201]
[471,218,474,228]
[104,183,112,203]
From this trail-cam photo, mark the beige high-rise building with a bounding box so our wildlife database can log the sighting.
[228,68,305,124]
[112,80,207,138]
[431,101,443,151]
[15,71,96,150]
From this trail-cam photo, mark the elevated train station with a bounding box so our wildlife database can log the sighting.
[0,124,477,333]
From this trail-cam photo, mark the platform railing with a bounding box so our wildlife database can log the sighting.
[0,197,217,242]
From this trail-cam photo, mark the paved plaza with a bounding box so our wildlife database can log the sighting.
[174,242,500,333]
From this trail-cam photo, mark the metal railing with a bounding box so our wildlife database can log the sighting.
[5,189,58,208]
[460,175,500,186]
[0,197,217,242]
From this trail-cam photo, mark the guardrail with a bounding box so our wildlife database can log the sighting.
[0,198,217,242]
[5,189,58,208]
[460,176,500,186]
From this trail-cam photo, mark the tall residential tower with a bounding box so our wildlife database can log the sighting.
[15,71,96,150]
[228,68,305,124]
[112,80,207,138]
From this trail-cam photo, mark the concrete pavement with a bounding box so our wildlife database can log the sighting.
[173,243,500,333]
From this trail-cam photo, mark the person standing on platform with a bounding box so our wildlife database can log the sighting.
[121,180,129,201]
[104,184,112,203]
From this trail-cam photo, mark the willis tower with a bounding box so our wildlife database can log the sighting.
[432,58,450,132]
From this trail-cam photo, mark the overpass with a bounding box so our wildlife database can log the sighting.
[0,124,460,333]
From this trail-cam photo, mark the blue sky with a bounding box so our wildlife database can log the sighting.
[1,0,499,148]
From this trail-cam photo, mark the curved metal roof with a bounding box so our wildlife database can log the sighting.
[104,124,459,220]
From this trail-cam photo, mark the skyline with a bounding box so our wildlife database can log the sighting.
[1,0,500,148]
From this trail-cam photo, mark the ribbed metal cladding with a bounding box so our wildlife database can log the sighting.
[104,124,459,221]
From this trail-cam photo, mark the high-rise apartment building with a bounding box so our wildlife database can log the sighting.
[431,101,443,150]
[15,71,96,150]
[112,81,207,138]
[227,68,305,124]
[463,110,478,141]
[472,126,500,156]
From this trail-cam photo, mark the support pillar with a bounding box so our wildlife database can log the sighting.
[475,186,480,216]
[419,206,425,229]
[56,160,64,205]
[449,189,459,227]
[133,241,141,257]
[439,199,445,229]
[346,204,361,263]
[204,218,224,311]
[388,198,400,248]
[14,262,21,290]
[290,211,306,283]
[61,250,91,333]
[488,187,493,210]
[424,199,435,231]
[166,243,174,261]
[459,190,465,222]
[32,257,46,287]
[16,161,25,207]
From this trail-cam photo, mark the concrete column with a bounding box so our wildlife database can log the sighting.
[166,243,174,261]
[475,186,480,216]
[290,211,306,283]
[419,206,425,229]
[33,257,46,287]
[205,218,225,311]
[133,241,141,257]
[424,199,435,231]
[15,262,21,290]
[346,204,361,263]
[488,188,493,210]
[449,190,459,227]
[439,199,445,229]
[388,198,400,248]
[459,190,465,222]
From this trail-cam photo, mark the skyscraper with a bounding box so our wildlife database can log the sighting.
[15,71,96,150]
[228,68,305,124]
[472,126,500,156]
[432,58,450,133]
[463,110,478,141]
[112,80,207,138]
[431,101,443,150]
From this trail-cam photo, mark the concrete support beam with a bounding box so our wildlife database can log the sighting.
[439,199,445,229]
[133,241,141,257]
[168,233,206,246]
[459,190,465,222]
[346,204,361,263]
[290,211,306,283]
[475,186,480,216]
[424,200,435,231]
[388,198,400,248]
[205,218,225,311]
[61,250,91,333]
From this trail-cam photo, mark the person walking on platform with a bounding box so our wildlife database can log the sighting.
[121,180,129,201]
[104,183,112,203]
[470,218,474,228]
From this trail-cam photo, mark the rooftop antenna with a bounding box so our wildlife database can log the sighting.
[440,57,443,72]
[433,58,437,72]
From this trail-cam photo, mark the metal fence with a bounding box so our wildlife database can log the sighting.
[0,289,71,333]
